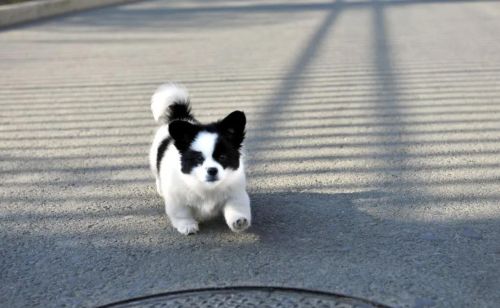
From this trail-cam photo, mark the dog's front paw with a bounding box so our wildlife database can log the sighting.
[229,217,250,232]
[173,220,199,235]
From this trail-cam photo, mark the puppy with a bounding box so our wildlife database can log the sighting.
[149,84,251,235]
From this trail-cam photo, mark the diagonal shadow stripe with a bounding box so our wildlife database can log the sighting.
[370,0,409,190]
[252,0,343,146]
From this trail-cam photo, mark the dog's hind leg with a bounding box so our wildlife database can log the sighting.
[155,177,163,197]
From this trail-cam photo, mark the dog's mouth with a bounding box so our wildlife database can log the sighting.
[205,175,219,183]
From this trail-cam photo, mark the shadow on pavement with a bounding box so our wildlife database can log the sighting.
[2,191,499,307]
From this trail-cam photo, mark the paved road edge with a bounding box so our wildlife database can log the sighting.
[0,0,136,28]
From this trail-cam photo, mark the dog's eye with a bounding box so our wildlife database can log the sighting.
[189,151,204,165]
[218,154,227,161]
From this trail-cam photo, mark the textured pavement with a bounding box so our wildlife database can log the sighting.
[1,0,500,307]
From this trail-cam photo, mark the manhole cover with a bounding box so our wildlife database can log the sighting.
[101,286,389,308]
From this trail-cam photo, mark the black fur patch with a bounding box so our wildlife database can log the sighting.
[168,102,196,123]
[180,150,204,174]
[169,120,200,152]
[211,111,246,170]
[156,137,171,172]
[213,137,240,170]
[217,111,246,150]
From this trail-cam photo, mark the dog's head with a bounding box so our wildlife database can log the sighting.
[168,111,246,188]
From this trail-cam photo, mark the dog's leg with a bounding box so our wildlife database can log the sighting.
[224,191,251,232]
[165,199,199,235]
[155,177,163,197]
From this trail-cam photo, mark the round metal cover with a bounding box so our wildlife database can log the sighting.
[101,286,389,308]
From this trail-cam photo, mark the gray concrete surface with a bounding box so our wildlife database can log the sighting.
[1,0,500,307]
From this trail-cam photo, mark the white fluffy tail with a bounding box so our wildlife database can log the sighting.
[151,83,190,123]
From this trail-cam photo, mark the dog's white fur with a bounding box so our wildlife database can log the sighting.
[149,84,251,235]
[150,83,190,123]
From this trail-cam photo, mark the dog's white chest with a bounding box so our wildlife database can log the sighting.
[192,199,223,221]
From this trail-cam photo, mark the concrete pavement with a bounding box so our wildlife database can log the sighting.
[1,0,499,307]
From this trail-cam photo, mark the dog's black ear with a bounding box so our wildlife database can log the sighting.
[219,111,246,148]
[169,120,198,150]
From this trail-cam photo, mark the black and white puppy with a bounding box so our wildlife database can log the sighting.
[149,84,251,235]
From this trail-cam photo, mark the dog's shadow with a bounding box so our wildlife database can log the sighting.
[193,190,390,247]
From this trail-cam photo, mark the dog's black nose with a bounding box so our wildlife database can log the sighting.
[207,168,218,176]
